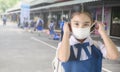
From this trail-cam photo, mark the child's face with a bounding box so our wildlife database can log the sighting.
[71,13,92,28]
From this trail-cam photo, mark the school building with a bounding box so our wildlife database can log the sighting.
[5,0,120,39]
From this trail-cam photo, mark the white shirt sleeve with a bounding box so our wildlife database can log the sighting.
[96,41,107,58]
[36,19,39,26]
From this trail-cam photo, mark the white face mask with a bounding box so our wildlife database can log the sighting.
[72,27,91,39]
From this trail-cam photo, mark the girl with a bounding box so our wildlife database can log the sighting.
[56,5,119,72]
[48,20,55,39]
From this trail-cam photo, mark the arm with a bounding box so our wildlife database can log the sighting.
[57,23,71,62]
[97,22,119,60]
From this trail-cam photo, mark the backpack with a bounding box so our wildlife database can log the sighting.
[53,33,60,40]
[37,20,42,26]
[52,51,63,72]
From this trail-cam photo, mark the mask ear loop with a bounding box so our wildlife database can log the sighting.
[90,21,97,34]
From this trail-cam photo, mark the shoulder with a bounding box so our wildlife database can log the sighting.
[87,37,103,49]
[93,40,107,58]
[93,40,105,50]
[93,40,99,48]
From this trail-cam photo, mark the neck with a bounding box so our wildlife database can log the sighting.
[77,38,86,43]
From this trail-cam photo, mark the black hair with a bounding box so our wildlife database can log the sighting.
[51,20,54,23]
[70,4,93,22]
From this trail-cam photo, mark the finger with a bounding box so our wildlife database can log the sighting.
[95,23,99,29]
[64,22,69,25]
[98,22,104,27]
[95,28,98,31]
[63,22,69,30]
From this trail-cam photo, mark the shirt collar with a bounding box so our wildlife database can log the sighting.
[70,35,93,46]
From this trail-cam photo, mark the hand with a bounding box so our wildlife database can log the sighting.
[63,22,71,35]
[95,21,106,35]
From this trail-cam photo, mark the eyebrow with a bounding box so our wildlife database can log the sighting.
[71,21,79,22]
[84,21,91,24]
[72,21,91,23]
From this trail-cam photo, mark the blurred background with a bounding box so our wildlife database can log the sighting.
[0,0,120,72]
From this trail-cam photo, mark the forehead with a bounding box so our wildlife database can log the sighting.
[71,13,91,22]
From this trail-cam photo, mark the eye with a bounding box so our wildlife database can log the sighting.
[84,23,90,27]
[75,22,79,26]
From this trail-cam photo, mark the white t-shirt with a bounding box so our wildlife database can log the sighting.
[57,35,107,60]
